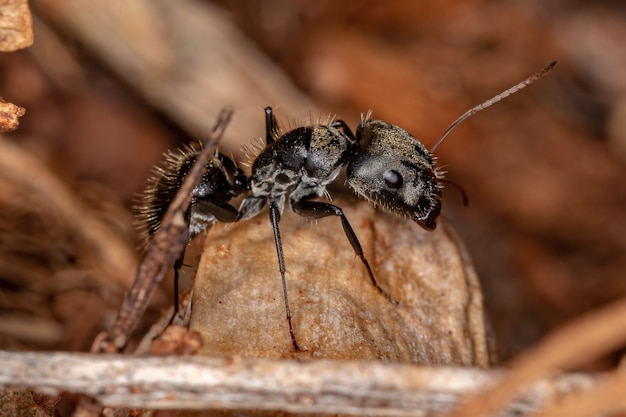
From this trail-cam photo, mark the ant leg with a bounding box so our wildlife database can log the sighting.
[173,247,186,315]
[269,201,301,351]
[264,107,279,145]
[217,153,248,192]
[331,120,355,141]
[192,200,240,223]
[173,201,238,316]
[291,199,399,305]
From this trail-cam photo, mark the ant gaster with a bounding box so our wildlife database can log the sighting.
[239,61,556,351]
[135,143,248,312]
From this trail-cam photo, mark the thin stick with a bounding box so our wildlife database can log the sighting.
[430,61,557,153]
[444,297,626,417]
[94,107,234,352]
[535,369,626,417]
[0,351,598,416]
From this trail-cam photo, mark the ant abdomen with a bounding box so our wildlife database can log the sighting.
[134,142,247,312]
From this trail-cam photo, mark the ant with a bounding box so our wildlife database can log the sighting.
[239,61,557,351]
[135,143,248,313]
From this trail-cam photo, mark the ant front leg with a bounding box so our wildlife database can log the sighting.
[268,201,302,351]
[291,198,399,305]
[170,208,194,317]
[192,199,240,223]
[331,120,355,141]
[264,107,279,145]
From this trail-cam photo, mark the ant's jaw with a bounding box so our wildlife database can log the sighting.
[412,199,441,231]
[347,146,442,231]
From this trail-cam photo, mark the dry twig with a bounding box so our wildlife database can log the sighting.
[445,297,626,417]
[0,351,598,416]
[95,108,234,353]
[534,368,626,417]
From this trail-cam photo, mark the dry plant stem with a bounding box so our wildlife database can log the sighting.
[534,369,626,417]
[0,351,597,416]
[97,108,234,352]
[445,297,626,417]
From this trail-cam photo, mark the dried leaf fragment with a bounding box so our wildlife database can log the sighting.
[0,98,25,132]
[191,195,491,366]
[0,0,33,51]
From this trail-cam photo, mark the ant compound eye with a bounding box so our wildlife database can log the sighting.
[383,170,403,189]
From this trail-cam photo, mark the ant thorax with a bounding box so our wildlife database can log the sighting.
[239,123,353,220]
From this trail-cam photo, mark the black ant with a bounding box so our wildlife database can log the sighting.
[239,61,557,351]
[135,143,248,313]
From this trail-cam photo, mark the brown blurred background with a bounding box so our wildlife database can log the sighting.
[0,0,625,363]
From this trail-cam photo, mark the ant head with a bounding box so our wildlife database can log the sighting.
[346,62,558,230]
[347,117,443,230]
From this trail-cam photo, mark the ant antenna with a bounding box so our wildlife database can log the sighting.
[430,61,557,153]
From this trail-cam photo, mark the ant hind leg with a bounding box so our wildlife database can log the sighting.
[291,199,399,305]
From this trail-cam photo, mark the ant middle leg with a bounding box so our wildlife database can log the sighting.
[264,107,279,145]
[268,201,302,351]
[291,199,399,305]
[331,120,355,140]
